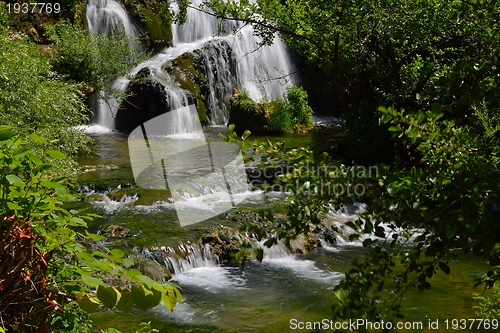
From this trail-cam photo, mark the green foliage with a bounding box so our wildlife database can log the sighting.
[203,0,500,164]
[0,128,181,332]
[268,100,292,132]
[474,289,500,320]
[231,86,313,134]
[232,89,260,114]
[284,85,313,126]
[45,21,146,96]
[268,86,313,132]
[225,97,500,324]
[0,3,9,30]
[0,25,92,159]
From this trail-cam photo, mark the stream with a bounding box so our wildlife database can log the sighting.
[77,129,491,333]
[79,1,492,331]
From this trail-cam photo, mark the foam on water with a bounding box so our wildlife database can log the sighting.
[74,124,116,135]
[262,257,343,284]
[90,194,138,214]
[172,266,246,292]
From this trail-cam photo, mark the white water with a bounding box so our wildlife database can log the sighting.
[174,0,298,99]
[121,0,299,131]
[86,0,137,36]
[85,0,137,131]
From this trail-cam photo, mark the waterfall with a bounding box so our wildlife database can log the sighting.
[120,0,299,131]
[137,243,219,276]
[86,0,137,130]
[171,0,299,120]
[86,0,137,37]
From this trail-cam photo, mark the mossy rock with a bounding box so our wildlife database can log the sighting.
[164,53,209,124]
[228,91,271,135]
[138,9,172,48]
[130,254,172,281]
[101,224,131,238]
[229,90,315,135]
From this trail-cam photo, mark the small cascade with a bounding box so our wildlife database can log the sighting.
[90,77,130,130]
[257,238,292,260]
[137,243,219,276]
[85,0,138,130]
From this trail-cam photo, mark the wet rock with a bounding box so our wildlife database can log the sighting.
[130,254,172,281]
[115,67,172,133]
[201,227,242,264]
[101,224,130,238]
[228,90,270,135]
[84,193,107,203]
[288,233,319,254]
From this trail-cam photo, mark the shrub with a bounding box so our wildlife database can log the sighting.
[45,21,147,96]
[0,25,92,159]
[0,128,181,332]
[284,86,313,127]
[268,100,292,132]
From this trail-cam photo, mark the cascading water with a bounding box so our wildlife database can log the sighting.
[86,0,138,37]
[172,0,298,102]
[118,0,299,131]
[85,0,138,131]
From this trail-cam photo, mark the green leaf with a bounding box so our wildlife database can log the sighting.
[7,202,23,210]
[11,147,29,156]
[0,129,17,141]
[70,216,87,226]
[96,285,121,309]
[439,262,451,275]
[78,252,97,263]
[387,182,400,196]
[116,289,135,313]
[132,285,162,311]
[28,133,47,144]
[364,219,373,233]
[445,225,459,239]
[334,289,347,304]
[81,274,103,288]
[47,150,67,160]
[254,248,264,262]
[26,152,43,166]
[127,269,143,278]
[6,174,25,186]
[110,249,125,259]
[76,293,100,313]
[135,274,155,289]
[162,287,180,311]
[86,234,105,242]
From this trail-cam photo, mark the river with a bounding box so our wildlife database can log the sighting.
[76,129,491,333]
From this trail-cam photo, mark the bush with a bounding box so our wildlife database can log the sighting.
[267,100,292,132]
[0,128,181,332]
[284,86,313,127]
[45,21,147,96]
[0,25,92,159]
